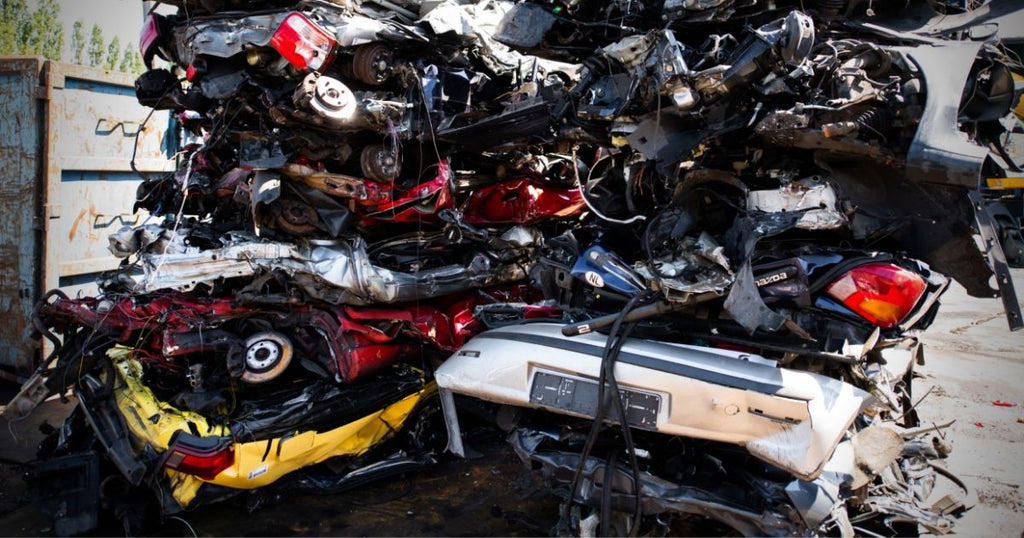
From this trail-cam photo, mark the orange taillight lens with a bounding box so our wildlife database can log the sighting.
[826,263,927,328]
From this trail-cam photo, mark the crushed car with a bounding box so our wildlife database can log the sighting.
[5,0,1024,535]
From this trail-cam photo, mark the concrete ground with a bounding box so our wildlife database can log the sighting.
[914,267,1024,537]
[0,270,1022,536]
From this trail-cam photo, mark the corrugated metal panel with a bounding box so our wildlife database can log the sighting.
[0,58,46,374]
[0,57,176,373]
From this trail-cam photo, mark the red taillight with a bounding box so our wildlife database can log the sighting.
[269,13,336,72]
[185,59,206,82]
[826,263,927,329]
[164,432,234,480]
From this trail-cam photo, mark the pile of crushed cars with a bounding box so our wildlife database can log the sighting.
[6,0,1024,534]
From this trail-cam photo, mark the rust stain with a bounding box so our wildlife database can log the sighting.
[0,245,18,278]
[68,207,87,242]
[87,202,100,242]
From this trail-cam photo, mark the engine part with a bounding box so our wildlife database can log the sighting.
[305,74,358,123]
[781,11,815,66]
[352,43,393,86]
[360,144,402,182]
[241,331,294,384]
[746,180,846,230]
[273,198,321,236]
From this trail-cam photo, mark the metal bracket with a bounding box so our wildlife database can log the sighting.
[93,213,140,228]
[969,191,1023,331]
[76,374,148,486]
[438,388,466,458]
[95,119,142,136]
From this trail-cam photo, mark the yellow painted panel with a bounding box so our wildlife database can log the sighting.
[108,347,431,506]
[986,177,1024,189]
[211,390,425,489]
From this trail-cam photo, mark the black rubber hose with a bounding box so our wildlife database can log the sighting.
[561,292,648,535]
[599,319,643,537]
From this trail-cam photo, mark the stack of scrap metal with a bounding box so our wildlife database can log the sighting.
[8,0,1023,534]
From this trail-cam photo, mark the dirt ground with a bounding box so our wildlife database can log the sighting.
[0,269,1022,536]
[0,422,563,537]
